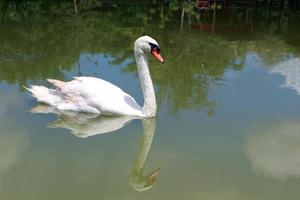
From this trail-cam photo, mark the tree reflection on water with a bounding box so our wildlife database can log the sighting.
[0,3,299,115]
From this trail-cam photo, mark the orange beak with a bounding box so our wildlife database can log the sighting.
[151,49,164,63]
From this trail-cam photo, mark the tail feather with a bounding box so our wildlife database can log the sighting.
[24,85,62,106]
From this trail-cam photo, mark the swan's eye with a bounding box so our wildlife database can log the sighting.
[149,43,161,53]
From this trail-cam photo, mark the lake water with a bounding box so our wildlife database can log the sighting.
[1,6,300,200]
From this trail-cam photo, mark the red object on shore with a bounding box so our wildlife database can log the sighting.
[195,0,210,10]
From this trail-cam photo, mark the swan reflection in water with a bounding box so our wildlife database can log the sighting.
[245,121,300,180]
[31,104,160,191]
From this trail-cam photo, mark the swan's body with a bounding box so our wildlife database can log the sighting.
[29,77,143,116]
[26,36,164,117]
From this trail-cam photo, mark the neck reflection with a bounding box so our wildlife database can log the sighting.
[131,118,159,192]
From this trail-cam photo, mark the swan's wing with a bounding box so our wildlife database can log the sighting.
[50,76,142,115]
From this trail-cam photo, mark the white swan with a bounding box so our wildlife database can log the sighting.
[26,36,164,117]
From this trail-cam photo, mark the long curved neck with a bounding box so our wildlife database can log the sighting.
[135,52,157,117]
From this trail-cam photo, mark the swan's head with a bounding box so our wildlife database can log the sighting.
[134,36,164,63]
